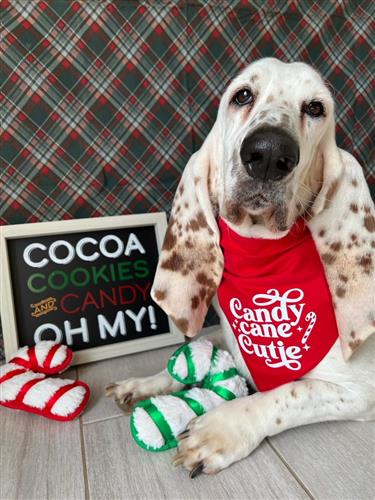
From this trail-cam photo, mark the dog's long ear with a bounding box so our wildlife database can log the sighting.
[311,117,344,215]
[309,147,375,361]
[151,126,224,337]
[309,110,375,360]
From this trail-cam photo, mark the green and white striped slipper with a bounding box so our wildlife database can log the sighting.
[130,340,248,451]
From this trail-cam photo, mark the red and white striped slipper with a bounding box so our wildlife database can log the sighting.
[0,363,90,421]
[9,341,73,375]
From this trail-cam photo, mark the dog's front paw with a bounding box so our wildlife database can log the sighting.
[105,378,152,413]
[105,371,182,413]
[173,399,262,476]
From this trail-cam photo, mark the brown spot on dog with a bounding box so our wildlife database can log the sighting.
[266,94,274,103]
[185,239,193,249]
[350,233,357,241]
[330,241,342,252]
[194,176,201,185]
[199,287,206,301]
[196,272,216,288]
[276,418,282,425]
[324,179,339,209]
[153,289,166,301]
[350,331,356,339]
[318,229,326,238]
[225,202,246,225]
[338,274,348,283]
[196,211,208,228]
[364,215,375,233]
[321,253,336,265]
[162,228,177,251]
[349,339,361,351]
[357,254,373,274]
[189,219,200,231]
[363,205,371,214]
[161,252,184,272]
[351,178,358,187]
[178,184,184,195]
[191,296,200,310]
[291,389,298,399]
[250,74,259,83]
[207,252,217,263]
[174,317,189,334]
[336,286,346,298]
[350,203,358,213]
[184,202,189,209]
[372,241,375,248]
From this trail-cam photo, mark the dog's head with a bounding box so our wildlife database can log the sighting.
[211,58,342,233]
[152,58,344,337]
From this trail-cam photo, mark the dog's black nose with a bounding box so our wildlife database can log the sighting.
[240,126,299,181]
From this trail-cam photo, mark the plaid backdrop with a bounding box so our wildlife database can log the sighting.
[0,0,374,358]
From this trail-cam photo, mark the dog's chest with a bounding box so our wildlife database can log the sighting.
[217,218,339,391]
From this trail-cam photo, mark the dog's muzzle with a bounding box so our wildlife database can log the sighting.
[240,126,299,182]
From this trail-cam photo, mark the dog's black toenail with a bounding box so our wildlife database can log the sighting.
[177,430,190,440]
[189,462,204,479]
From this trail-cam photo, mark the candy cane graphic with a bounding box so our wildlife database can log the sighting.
[301,312,316,344]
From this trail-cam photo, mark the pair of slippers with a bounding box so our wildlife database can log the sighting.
[0,341,90,421]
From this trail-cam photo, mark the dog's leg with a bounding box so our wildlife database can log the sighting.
[105,330,224,413]
[105,369,184,413]
[175,378,374,476]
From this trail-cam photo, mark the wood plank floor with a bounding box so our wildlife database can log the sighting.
[1,345,374,500]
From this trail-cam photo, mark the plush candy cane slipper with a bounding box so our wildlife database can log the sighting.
[0,363,90,421]
[130,340,248,451]
[167,339,214,385]
[9,341,73,375]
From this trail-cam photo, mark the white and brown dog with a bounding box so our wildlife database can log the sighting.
[107,58,375,476]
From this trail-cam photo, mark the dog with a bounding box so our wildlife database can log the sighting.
[106,58,375,476]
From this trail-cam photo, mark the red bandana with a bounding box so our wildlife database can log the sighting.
[217,217,339,392]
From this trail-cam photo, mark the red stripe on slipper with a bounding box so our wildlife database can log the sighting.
[17,377,45,403]
[43,343,62,370]
[10,344,73,375]
[1,379,90,422]
[28,346,38,369]
[0,367,27,384]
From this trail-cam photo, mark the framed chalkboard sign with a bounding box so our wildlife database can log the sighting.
[0,213,184,365]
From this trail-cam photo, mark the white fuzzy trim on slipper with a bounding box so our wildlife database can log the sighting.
[1,371,44,402]
[23,378,72,408]
[51,385,86,416]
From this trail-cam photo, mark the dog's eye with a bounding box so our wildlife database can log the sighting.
[302,100,325,118]
[233,88,253,106]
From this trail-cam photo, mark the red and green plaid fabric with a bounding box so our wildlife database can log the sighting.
[1,0,374,227]
[0,0,374,358]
